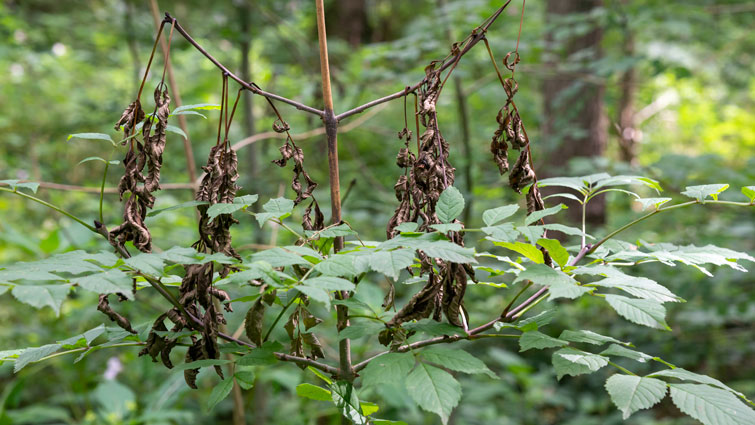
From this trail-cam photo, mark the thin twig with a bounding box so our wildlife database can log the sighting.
[335,0,513,122]
[164,13,323,117]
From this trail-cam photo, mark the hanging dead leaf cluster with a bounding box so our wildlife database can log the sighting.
[384,58,476,340]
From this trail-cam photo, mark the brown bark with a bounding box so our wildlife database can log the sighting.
[617,1,639,165]
[543,0,607,225]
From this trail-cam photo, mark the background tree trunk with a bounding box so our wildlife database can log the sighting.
[543,0,607,226]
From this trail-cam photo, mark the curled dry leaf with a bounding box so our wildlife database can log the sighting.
[97,294,136,334]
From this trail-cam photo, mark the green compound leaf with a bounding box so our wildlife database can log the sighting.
[436,186,464,223]
[367,248,415,280]
[514,264,592,300]
[536,238,569,268]
[741,186,755,203]
[331,381,368,425]
[559,330,628,346]
[605,374,667,419]
[524,203,566,225]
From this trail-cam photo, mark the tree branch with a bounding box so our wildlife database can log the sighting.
[163,13,323,117]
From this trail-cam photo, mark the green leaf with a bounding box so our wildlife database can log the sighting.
[525,204,566,225]
[338,321,384,340]
[406,363,461,424]
[635,197,672,210]
[514,264,591,300]
[537,239,569,268]
[296,383,331,401]
[543,223,594,239]
[495,241,544,264]
[373,420,408,425]
[234,371,255,390]
[430,223,463,233]
[649,369,746,399]
[0,180,40,194]
[206,378,234,411]
[165,124,187,139]
[294,286,330,310]
[681,184,729,202]
[170,109,206,118]
[252,248,311,268]
[559,330,627,346]
[482,223,520,242]
[14,343,62,372]
[309,224,357,238]
[604,294,669,330]
[519,331,568,352]
[147,200,209,217]
[537,177,588,193]
[741,186,755,203]
[436,186,464,223]
[600,344,653,363]
[76,156,108,166]
[421,241,476,264]
[172,103,220,113]
[590,274,681,303]
[395,222,419,232]
[237,342,281,366]
[482,205,519,226]
[605,374,668,419]
[331,381,369,425]
[669,383,755,425]
[206,194,259,220]
[368,248,415,280]
[314,255,358,278]
[73,269,133,298]
[420,347,497,378]
[361,401,380,416]
[552,348,608,379]
[361,353,415,387]
[303,276,355,292]
[67,132,115,146]
[11,284,70,316]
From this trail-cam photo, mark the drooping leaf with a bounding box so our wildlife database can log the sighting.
[67,132,115,146]
[482,204,519,226]
[73,269,134,298]
[165,124,187,140]
[605,374,668,419]
[294,285,330,310]
[668,384,755,425]
[436,186,464,223]
[406,363,461,424]
[206,194,259,220]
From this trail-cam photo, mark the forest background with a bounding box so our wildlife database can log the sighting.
[0,0,753,424]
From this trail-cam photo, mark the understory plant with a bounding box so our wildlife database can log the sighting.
[1,2,754,424]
